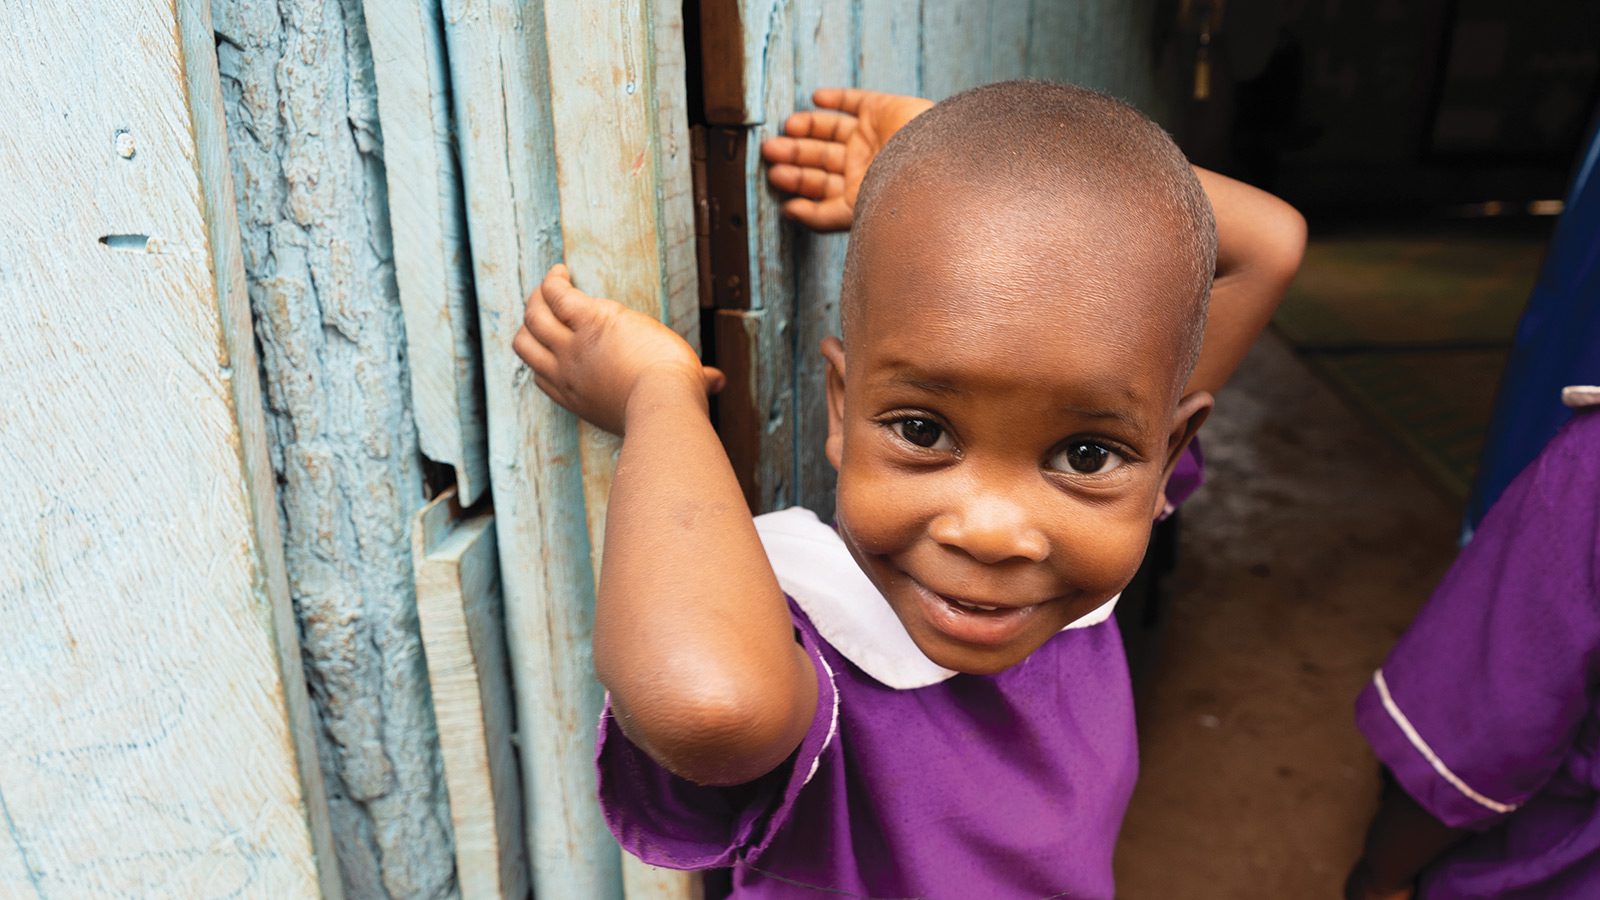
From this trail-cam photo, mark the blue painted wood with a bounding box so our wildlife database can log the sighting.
[441,0,616,894]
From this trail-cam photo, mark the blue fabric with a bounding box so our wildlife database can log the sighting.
[1468,110,1600,529]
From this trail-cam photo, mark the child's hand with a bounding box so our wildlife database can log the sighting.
[513,264,724,435]
[1343,861,1414,900]
[760,87,932,232]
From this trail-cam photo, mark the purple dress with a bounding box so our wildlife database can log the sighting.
[597,507,1139,898]
[1355,407,1600,898]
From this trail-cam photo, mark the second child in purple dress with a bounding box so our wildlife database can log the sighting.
[1345,387,1600,900]
[514,81,1304,897]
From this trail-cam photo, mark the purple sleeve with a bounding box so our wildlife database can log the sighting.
[1355,413,1600,829]
[1160,438,1205,520]
[595,603,839,870]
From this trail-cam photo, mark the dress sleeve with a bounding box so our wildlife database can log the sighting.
[1355,413,1600,829]
[595,601,840,870]
[1161,439,1205,519]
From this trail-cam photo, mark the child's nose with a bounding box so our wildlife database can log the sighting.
[927,496,1051,565]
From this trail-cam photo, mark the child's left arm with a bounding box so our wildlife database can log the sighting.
[1187,168,1305,396]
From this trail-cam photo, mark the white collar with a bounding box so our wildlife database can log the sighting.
[753,507,1119,690]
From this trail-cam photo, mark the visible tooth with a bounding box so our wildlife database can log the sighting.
[955,600,1000,612]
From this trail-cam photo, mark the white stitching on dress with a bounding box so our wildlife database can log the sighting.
[803,654,841,787]
[1374,669,1517,815]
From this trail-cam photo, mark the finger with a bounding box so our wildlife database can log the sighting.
[782,110,857,144]
[532,374,567,406]
[523,284,574,348]
[780,197,853,232]
[760,136,846,172]
[770,165,842,201]
[813,87,870,114]
[541,264,589,324]
[512,327,558,375]
[701,366,726,396]
[765,164,842,200]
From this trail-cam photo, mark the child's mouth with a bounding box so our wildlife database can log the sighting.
[907,579,1043,647]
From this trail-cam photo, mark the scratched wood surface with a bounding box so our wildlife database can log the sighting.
[212,0,455,891]
[413,492,527,900]
[725,0,1168,516]
[367,0,490,506]
[441,0,619,894]
[541,3,702,897]
[0,0,337,895]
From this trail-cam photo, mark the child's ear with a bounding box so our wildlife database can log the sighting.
[821,337,847,472]
[1153,391,1214,520]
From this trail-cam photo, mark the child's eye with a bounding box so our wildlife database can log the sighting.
[894,418,952,450]
[1049,440,1123,475]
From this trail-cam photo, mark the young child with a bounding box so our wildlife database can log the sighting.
[514,81,1302,897]
[1345,386,1600,900]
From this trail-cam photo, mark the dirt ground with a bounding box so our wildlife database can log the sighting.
[1113,333,1463,898]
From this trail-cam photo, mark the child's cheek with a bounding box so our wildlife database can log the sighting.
[1061,515,1154,597]
[833,458,930,557]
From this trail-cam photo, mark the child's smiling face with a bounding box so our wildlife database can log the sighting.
[824,185,1211,675]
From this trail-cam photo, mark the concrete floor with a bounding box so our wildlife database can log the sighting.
[1113,333,1463,898]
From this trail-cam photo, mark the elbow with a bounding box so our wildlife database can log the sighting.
[603,660,817,787]
[1257,200,1308,295]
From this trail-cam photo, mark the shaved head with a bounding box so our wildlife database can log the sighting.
[841,81,1216,382]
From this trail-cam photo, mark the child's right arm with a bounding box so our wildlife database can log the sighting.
[514,265,818,787]
[1343,776,1465,900]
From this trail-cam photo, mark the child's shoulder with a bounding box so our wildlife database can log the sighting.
[1532,396,1600,492]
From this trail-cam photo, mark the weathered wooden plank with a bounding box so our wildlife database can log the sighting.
[441,0,616,893]
[413,492,528,900]
[366,0,491,505]
[920,0,994,99]
[700,0,786,124]
[1023,0,1166,119]
[176,0,344,892]
[212,0,455,892]
[988,0,1030,81]
[745,0,799,512]
[716,308,797,513]
[857,0,923,95]
[540,4,702,897]
[653,0,703,351]
[0,0,335,894]
[790,0,856,516]
[543,1,702,582]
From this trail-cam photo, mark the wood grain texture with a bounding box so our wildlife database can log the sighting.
[441,0,616,893]
[413,492,528,900]
[543,0,695,579]
[920,0,994,99]
[789,0,855,517]
[651,0,702,352]
[540,4,701,896]
[746,3,799,512]
[856,0,923,95]
[366,0,491,506]
[701,0,787,124]
[0,0,334,894]
[716,307,797,513]
[212,0,456,893]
